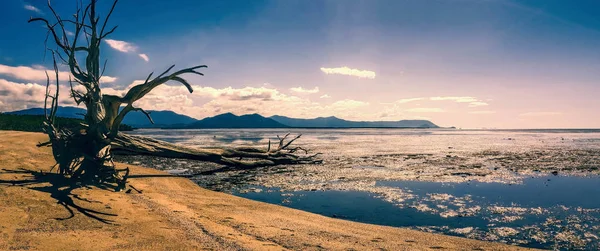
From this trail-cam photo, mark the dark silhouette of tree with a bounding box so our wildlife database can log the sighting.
[31,0,321,191]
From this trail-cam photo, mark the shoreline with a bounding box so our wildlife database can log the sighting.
[0,131,529,250]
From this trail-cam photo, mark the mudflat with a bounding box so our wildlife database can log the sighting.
[0,131,529,250]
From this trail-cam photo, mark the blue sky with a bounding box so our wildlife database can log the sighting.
[1,0,600,128]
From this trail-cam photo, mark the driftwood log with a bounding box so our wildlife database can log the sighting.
[31,0,321,190]
[113,133,322,168]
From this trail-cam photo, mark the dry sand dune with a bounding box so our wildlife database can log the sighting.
[0,131,530,250]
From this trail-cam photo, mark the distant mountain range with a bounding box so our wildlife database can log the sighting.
[123,110,197,127]
[6,107,86,120]
[186,113,286,128]
[269,115,438,128]
[5,106,440,129]
[5,107,196,128]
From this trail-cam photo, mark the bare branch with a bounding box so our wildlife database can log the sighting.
[28,17,68,52]
[100,25,118,39]
[100,59,108,79]
[69,76,87,105]
[120,65,207,104]
[59,19,92,29]
[46,0,70,50]
[100,0,119,37]
[288,146,309,154]
[51,48,69,64]
[132,108,154,124]
[277,133,291,149]
[170,76,193,93]
[280,134,302,151]
[144,71,154,84]
[44,71,50,119]
[50,52,60,121]
[157,65,176,79]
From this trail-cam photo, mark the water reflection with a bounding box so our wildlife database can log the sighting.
[237,176,600,250]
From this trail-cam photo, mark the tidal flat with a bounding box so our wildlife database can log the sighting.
[117,128,600,250]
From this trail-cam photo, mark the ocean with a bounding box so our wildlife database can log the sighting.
[122,128,600,250]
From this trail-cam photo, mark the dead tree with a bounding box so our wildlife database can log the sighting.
[31,0,321,190]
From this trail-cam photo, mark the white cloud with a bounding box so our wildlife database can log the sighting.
[104,39,138,53]
[320,94,331,99]
[320,66,376,79]
[290,86,319,94]
[519,112,562,117]
[104,39,149,62]
[0,79,83,112]
[99,76,118,83]
[406,107,444,113]
[24,4,42,14]
[430,96,490,108]
[102,81,374,120]
[131,85,301,118]
[138,54,149,62]
[430,96,478,103]
[0,76,371,121]
[396,97,424,104]
[196,86,286,101]
[0,64,69,81]
[65,30,75,36]
[469,111,496,114]
[0,64,116,83]
[468,101,489,107]
[0,79,44,112]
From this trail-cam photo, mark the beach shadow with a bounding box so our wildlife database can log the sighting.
[0,168,118,224]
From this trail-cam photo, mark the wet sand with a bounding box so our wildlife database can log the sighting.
[0,131,529,250]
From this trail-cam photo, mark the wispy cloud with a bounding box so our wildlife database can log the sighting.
[320,66,376,79]
[430,96,478,103]
[468,101,489,107]
[138,53,149,62]
[430,96,489,107]
[519,112,562,117]
[290,86,319,94]
[469,110,496,114]
[104,39,150,62]
[396,97,424,104]
[105,39,137,53]
[24,4,42,14]
[320,94,331,99]
[406,108,444,113]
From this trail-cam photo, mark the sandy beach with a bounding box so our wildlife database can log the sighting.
[0,131,529,250]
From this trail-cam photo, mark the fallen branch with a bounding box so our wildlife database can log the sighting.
[112,133,322,169]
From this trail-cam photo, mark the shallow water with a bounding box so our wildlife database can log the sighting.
[124,128,600,250]
[232,175,600,250]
